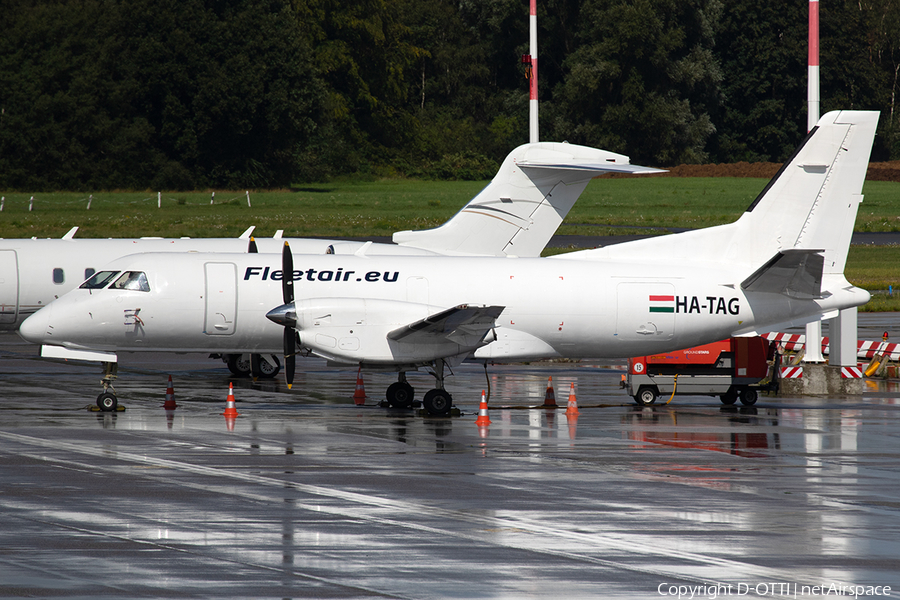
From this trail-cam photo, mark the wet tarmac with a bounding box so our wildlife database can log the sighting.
[2,329,900,600]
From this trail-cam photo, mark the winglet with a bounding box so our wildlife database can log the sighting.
[239,226,256,239]
[62,226,79,240]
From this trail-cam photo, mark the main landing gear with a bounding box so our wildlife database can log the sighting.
[383,359,454,416]
[386,373,415,409]
[220,353,282,379]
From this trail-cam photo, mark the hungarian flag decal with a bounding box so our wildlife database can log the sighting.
[648,295,675,313]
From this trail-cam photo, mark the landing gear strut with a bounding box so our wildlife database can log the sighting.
[423,359,453,416]
[383,362,454,416]
[97,361,118,411]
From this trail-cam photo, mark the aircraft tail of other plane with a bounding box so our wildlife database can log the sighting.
[392,142,664,257]
[583,110,879,289]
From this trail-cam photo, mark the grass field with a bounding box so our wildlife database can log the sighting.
[2,176,898,309]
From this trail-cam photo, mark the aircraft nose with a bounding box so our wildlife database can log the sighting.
[18,304,54,344]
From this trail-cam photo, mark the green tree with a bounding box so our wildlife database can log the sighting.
[294,0,424,179]
[864,0,900,159]
[713,1,807,162]
[547,0,723,166]
[0,0,322,190]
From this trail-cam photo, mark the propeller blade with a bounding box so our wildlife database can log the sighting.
[282,241,294,304]
[283,327,296,388]
[248,236,258,253]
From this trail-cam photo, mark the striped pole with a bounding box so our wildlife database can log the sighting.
[804,0,825,363]
[529,0,538,143]
[807,0,820,131]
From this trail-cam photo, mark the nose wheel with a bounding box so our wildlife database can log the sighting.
[97,392,118,411]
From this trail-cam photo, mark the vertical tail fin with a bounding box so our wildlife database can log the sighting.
[392,142,663,257]
[739,110,878,275]
[588,111,878,283]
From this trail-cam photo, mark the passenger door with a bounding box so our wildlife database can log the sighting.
[204,262,237,335]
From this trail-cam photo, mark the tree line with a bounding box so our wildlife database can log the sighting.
[1,0,898,190]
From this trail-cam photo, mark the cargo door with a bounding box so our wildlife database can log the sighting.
[616,282,675,342]
[204,262,237,335]
[0,250,19,325]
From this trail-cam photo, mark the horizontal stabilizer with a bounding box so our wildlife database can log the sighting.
[388,304,504,348]
[517,160,665,175]
[741,249,824,299]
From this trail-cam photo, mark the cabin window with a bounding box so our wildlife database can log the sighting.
[111,271,150,292]
[52,268,64,284]
[80,270,120,290]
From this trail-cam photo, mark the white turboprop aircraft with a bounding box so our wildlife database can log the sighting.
[2,142,659,378]
[19,110,877,414]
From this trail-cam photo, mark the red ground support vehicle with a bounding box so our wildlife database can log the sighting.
[623,337,775,406]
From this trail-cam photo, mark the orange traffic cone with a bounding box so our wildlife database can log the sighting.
[163,375,177,409]
[543,376,556,407]
[222,382,239,417]
[353,367,367,405]
[475,390,491,426]
[565,382,579,416]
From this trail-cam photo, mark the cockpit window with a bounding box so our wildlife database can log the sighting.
[80,270,120,290]
[111,271,150,292]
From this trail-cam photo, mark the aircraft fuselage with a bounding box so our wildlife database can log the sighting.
[18,250,868,364]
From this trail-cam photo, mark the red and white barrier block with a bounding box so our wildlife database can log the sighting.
[780,366,804,379]
[762,333,900,362]
[841,366,863,379]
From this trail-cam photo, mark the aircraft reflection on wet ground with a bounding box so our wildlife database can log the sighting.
[1,332,899,599]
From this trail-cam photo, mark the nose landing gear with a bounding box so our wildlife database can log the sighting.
[97,361,119,411]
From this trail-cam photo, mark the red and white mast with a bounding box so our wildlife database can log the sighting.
[808,0,820,131]
[529,0,538,143]
[805,0,826,363]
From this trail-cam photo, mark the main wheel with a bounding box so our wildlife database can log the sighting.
[386,381,414,408]
[739,388,758,406]
[422,389,452,416]
[634,386,658,406]
[256,354,281,379]
[97,392,118,412]
[226,354,251,377]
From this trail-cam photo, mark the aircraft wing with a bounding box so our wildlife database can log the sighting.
[388,304,504,348]
[741,249,824,299]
